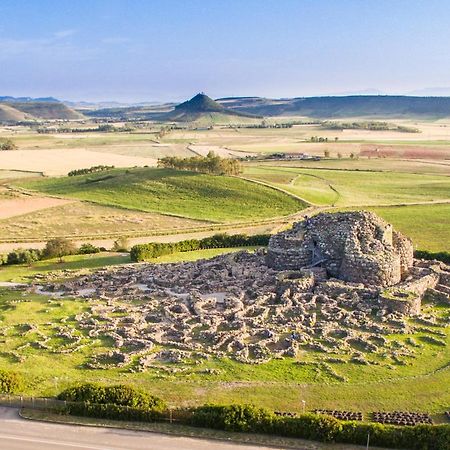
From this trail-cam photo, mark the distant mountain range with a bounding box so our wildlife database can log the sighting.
[216,95,450,118]
[85,94,450,121]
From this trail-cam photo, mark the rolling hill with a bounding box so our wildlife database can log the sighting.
[0,97,84,121]
[17,167,305,222]
[0,103,32,122]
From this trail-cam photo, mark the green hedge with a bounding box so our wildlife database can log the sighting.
[190,404,450,450]
[65,401,163,422]
[58,383,166,411]
[415,250,450,265]
[130,233,270,262]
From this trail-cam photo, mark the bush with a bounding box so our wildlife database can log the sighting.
[0,370,23,393]
[415,250,450,265]
[58,383,166,411]
[130,233,270,262]
[78,243,101,255]
[5,248,41,265]
[191,404,273,433]
[0,138,17,151]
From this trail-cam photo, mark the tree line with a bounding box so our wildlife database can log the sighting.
[68,165,115,177]
[157,151,242,175]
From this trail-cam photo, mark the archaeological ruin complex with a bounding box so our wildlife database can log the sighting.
[25,211,449,368]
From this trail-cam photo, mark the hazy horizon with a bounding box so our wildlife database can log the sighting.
[2,0,450,102]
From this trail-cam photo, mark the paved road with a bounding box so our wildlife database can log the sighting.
[0,407,281,450]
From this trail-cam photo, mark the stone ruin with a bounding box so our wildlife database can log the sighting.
[25,211,449,369]
[267,211,413,287]
[267,211,444,315]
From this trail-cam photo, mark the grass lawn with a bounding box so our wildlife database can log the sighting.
[0,252,131,283]
[17,167,305,222]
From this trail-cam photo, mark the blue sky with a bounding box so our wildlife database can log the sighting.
[0,0,449,102]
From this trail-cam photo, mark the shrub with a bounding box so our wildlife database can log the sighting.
[78,243,101,255]
[130,233,270,262]
[58,383,166,411]
[68,165,114,177]
[6,248,41,265]
[0,138,17,151]
[0,370,23,393]
[191,404,273,433]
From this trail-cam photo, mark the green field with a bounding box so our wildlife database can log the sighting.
[0,284,448,414]
[364,204,450,251]
[244,165,450,206]
[17,167,305,222]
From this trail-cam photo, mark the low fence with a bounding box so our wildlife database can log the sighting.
[0,394,66,411]
[0,394,190,423]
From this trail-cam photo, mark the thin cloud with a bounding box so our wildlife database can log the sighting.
[53,29,77,39]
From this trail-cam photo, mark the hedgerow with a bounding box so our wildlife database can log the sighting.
[130,233,270,261]
[189,404,450,450]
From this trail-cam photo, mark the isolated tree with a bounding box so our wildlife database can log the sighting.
[337,152,343,159]
[0,139,17,151]
[43,238,76,262]
[323,150,330,158]
[334,137,339,142]
[112,236,130,252]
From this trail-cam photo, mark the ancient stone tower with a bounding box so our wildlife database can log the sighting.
[267,211,413,287]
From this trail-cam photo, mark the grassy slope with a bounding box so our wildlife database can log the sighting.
[18,168,304,222]
[244,166,450,206]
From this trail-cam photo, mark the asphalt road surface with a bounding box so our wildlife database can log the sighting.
[0,407,282,450]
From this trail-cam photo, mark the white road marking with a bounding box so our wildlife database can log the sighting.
[0,433,116,450]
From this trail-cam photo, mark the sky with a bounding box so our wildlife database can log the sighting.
[1,0,450,102]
